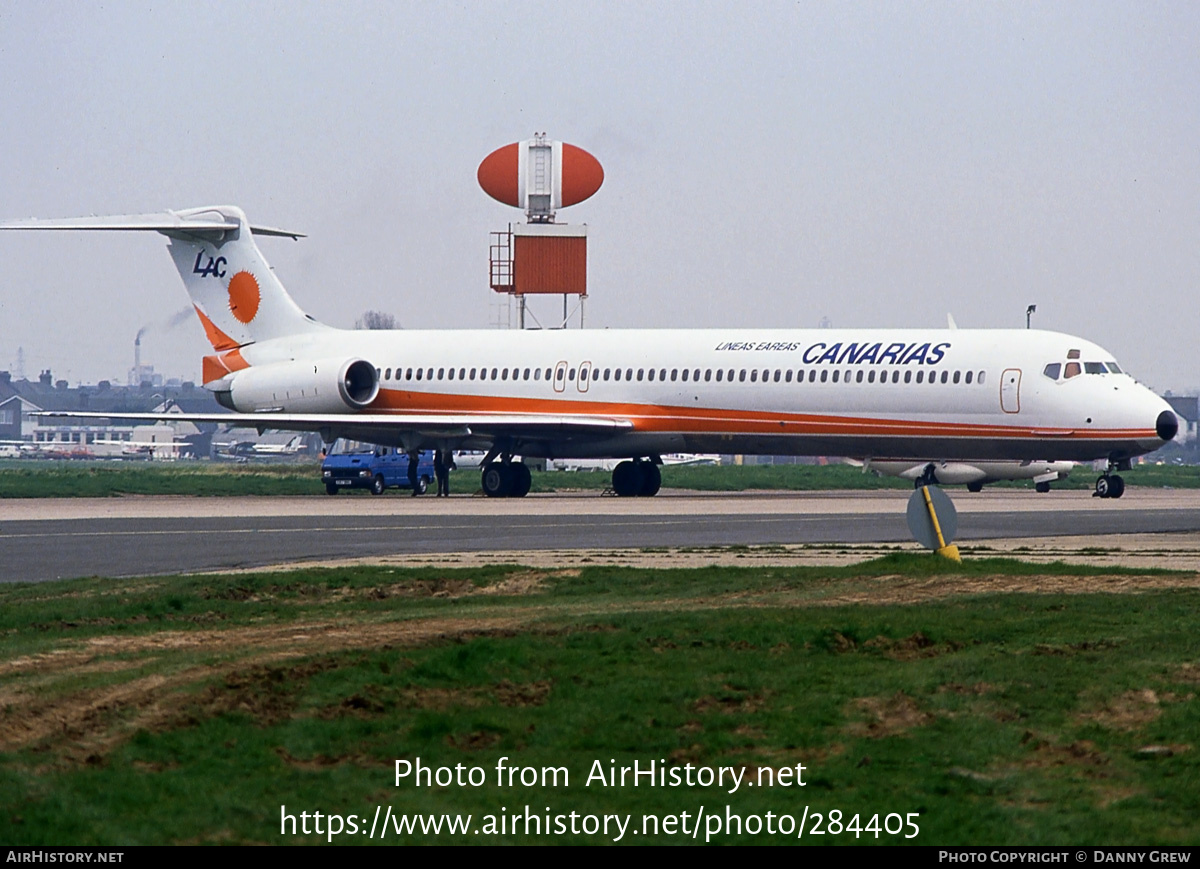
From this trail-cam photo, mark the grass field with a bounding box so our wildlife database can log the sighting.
[2,458,1199,497]
[2,555,1198,845]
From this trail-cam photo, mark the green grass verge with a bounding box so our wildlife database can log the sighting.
[0,460,323,497]
[3,459,1199,497]
[1,555,1197,845]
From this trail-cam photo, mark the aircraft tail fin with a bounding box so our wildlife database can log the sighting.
[0,206,325,351]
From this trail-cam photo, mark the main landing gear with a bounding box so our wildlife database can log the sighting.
[481,460,532,498]
[1094,459,1129,499]
[611,459,661,497]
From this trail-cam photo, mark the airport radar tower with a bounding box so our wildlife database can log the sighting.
[478,134,603,328]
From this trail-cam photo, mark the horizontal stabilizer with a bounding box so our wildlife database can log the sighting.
[0,210,303,239]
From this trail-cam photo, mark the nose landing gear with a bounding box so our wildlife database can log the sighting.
[1094,474,1125,499]
[1094,458,1129,499]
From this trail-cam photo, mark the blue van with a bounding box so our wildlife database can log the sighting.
[321,445,435,495]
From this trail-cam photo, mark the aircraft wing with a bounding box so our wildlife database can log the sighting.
[36,410,633,439]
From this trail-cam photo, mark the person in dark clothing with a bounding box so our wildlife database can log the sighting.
[407,450,420,496]
[435,449,455,496]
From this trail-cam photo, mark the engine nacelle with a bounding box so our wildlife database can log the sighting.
[211,357,380,413]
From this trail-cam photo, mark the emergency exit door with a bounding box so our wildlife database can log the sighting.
[1001,368,1021,414]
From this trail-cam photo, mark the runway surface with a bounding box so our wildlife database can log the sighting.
[2,488,1199,582]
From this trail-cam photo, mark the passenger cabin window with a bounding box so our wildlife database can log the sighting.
[1044,363,1061,380]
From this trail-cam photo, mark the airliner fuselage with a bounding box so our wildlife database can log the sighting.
[228,325,1174,465]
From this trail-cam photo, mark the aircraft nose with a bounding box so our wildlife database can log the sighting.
[1157,410,1179,442]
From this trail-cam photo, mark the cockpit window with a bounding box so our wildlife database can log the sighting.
[1064,362,1082,379]
[1106,362,1122,374]
[1084,362,1106,374]
[1067,349,1081,360]
[1043,363,1061,380]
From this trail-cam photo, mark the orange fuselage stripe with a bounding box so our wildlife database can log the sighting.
[368,388,1154,441]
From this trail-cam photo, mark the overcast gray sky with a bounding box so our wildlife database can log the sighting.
[0,1,1196,393]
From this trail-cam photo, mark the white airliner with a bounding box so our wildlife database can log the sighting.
[0,206,1177,500]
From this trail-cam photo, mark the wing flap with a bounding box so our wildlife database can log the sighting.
[36,410,633,436]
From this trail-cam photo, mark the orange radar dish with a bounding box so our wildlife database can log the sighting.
[477,140,604,209]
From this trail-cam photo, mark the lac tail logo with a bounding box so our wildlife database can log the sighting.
[192,250,227,278]
[227,271,261,324]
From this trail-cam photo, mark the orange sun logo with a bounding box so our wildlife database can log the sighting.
[227,271,261,324]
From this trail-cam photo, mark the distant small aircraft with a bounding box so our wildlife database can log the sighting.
[226,434,305,458]
[847,458,1074,493]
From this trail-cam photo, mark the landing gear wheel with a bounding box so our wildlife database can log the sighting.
[325,482,339,496]
[1035,481,1051,494]
[611,460,645,497]
[371,475,385,496]
[639,462,661,497]
[481,463,512,498]
[509,463,532,498]
[967,482,984,493]
[1095,475,1127,498]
